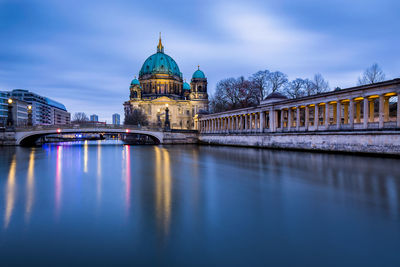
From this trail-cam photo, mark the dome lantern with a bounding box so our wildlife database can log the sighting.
[157,32,164,53]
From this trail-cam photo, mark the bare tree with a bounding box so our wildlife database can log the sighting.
[303,79,315,96]
[268,71,288,92]
[209,76,258,112]
[312,73,330,94]
[72,112,89,123]
[358,63,386,85]
[249,70,270,103]
[124,109,148,126]
[284,78,306,99]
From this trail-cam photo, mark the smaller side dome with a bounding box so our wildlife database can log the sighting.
[192,66,206,79]
[131,78,140,85]
[183,82,191,90]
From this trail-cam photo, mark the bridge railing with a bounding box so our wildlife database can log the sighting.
[15,124,163,132]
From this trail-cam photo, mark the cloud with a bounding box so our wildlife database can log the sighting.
[0,0,399,121]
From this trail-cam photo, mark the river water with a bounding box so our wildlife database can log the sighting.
[0,141,399,266]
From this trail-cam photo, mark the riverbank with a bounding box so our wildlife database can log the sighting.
[199,130,400,156]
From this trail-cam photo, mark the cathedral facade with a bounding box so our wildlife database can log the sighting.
[123,37,208,129]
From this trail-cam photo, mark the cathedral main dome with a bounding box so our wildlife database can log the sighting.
[138,37,182,78]
[139,53,182,78]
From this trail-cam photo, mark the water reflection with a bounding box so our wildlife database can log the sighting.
[200,146,400,218]
[124,145,131,212]
[55,146,62,218]
[4,155,16,229]
[25,149,35,223]
[84,140,88,173]
[0,144,400,265]
[154,146,172,237]
[97,141,102,203]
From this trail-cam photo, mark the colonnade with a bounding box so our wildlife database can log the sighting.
[199,81,400,134]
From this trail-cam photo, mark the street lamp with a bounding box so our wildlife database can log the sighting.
[6,98,14,128]
[27,105,33,126]
[164,104,170,131]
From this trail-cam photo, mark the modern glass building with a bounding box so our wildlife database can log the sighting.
[90,114,99,122]
[7,89,70,125]
[0,91,8,126]
[112,113,120,125]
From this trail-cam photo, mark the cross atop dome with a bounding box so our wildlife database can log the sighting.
[157,32,164,53]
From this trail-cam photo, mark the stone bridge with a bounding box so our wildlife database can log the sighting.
[1,125,198,146]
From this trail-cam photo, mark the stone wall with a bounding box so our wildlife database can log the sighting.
[162,131,198,144]
[0,130,16,146]
[199,131,400,155]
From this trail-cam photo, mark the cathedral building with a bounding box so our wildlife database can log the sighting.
[123,36,208,129]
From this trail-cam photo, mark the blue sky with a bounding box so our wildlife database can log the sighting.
[1,0,399,122]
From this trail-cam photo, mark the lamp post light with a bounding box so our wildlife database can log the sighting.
[6,98,14,128]
[27,105,33,126]
[164,104,170,131]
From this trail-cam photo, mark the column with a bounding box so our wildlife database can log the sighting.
[336,101,341,129]
[250,114,253,130]
[333,103,337,124]
[255,113,258,130]
[305,106,309,131]
[379,95,384,128]
[369,99,374,123]
[325,103,329,128]
[343,102,349,124]
[356,101,361,123]
[280,110,284,129]
[349,99,354,129]
[296,107,300,131]
[384,96,390,122]
[288,108,292,130]
[270,108,275,132]
[235,115,239,131]
[314,104,319,131]
[363,97,369,129]
[260,111,265,133]
[213,119,216,132]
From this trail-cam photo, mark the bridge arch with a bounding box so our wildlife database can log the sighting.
[15,128,164,146]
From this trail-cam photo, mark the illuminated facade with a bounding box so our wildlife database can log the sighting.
[123,36,208,129]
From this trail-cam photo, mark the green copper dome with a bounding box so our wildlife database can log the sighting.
[139,37,182,78]
[183,82,191,90]
[192,67,205,79]
[131,78,140,85]
[139,52,182,78]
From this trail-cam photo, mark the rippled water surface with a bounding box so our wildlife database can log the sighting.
[0,141,400,266]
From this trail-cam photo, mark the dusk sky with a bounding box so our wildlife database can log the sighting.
[1,0,399,122]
